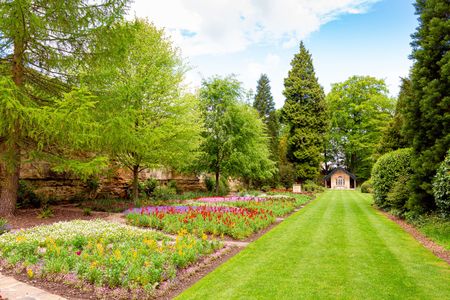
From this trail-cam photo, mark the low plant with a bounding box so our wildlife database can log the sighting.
[0,218,10,235]
[360,179,373,193]
[37,205,54,219]
[127,206,275,240]
[17,180,41,208]
[0,220,221,293]
[83,207,92,216]
[302,180,325,193]
[433,150,450,217]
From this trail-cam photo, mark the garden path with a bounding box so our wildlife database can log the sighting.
[177,190,450,299]
[0,273,66,300]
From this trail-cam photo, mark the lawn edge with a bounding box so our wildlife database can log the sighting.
[378,209,450,264]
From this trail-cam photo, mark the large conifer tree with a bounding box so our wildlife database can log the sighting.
[282,42,327,182]
[403,0,450,212]
[0,0,128,216]
[253,74,279,162]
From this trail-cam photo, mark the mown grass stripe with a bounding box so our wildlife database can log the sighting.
[177,191,450,300]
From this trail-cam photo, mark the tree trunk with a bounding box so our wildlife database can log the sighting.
[215,170,220,195]
[0,31,25,216]
[0,142,20,217]
[132,165,139,202]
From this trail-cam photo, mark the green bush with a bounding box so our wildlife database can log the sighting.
[0,218,10,235]
[168,180,182,194]
[372,148,413,209]
[17,180,41,208]
[152,186,177,200]
[302,180,325,193]
[203,176,229,196]
[143,178,158,196]
[360,179,373,193]
[204,176,215,192]
[386,175,411,212]
[433,150,450,217]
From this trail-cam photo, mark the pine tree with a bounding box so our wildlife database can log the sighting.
[0,0,128,216]
[282,42,328,182]
[253,74,279,163]
[403,0,450,212]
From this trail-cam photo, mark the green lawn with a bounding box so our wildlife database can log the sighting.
[177,190,450,299]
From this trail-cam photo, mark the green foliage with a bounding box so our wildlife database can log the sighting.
[326,76,396,181]
[282,42,328,182]
[16,180,41,208]
[253,74,280,163]
[152,186,177,201]
[402,0,450,212]
[433,150,450,217]
[0,218,9,235]
[302,180,325,193]
[372,148,413,209]
[143,178,159,196]
[198,76,275,193]
[37,206,54,219]
[0,220,219,293]
[377,78,411,155]
[0,0,128,215]
[82,207,92,216]
[386,175,411,212]
[204,176,215,193]
[360,179,373,194]
[85,19,203,202]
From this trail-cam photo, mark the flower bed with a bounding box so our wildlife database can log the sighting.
[229,195,310,217]
[0,220,221,293]
[196,196,265,203]
[126,206,275,240]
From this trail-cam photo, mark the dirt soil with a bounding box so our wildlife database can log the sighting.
[4,205,110,230]
[381,211,450,264]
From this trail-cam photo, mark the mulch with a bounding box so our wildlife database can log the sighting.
[381,211,450,264]
[4,205,110,230]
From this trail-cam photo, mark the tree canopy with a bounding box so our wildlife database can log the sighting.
[402,0,450,212]
[199,76,274,193]
[326,76,395,181]
[0,0,128,216]
[282,42,327,182]
[84,19,202,201]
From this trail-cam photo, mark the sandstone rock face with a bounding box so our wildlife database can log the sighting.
[15,161,205,201]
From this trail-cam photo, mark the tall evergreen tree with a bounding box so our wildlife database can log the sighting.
[253,74,279,163]
[377,77,411,155]
[0,0,128,216]
[282,42,328,182]
[403,0,450,212]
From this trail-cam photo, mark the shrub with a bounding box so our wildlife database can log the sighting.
[386,175,411,212]
[143,178,158,196]
[433,150,450,217]
[152,186,177,200]
[372,148,413,209]
[168,180,181,194]
[203,176,229,196]
[302,180,325,193]
[83,207,92,216]
[360,179,373,193]
[0,218,10,235]
[204,176,215,192]
[17,180,41,208]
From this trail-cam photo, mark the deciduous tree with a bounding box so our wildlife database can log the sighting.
[0,0,128,216]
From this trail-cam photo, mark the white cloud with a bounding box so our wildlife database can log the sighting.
[131,0,380,56]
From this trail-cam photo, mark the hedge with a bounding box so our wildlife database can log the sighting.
[433,150,450,217]
[371,148,413,209]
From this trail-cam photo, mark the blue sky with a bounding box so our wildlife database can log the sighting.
[132,0,418,108]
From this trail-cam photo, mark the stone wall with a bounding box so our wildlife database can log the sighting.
[18,161,206,201]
